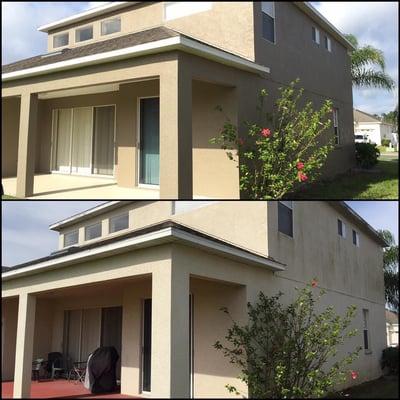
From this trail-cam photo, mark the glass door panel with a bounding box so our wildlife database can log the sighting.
[142,299,152,392]
[93,106,115,176]
[140,98,160,185]
[53,108,72,173]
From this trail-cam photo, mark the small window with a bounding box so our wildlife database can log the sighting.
[352,230,360,247]
[312,26,320,44]
[324,36,332,52]
[109,213,129,233]
[338,219,346,238]
[333,108,340,145]
[101,18,121,36]
[85,222,102,241]
[262,2,275,44]
[53,33,69,48]
[363,309,370,351]
[278,201,293,237]
[76,25,93,42]
[64,230,79,247]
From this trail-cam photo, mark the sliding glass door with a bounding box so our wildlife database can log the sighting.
[52,105,115,176]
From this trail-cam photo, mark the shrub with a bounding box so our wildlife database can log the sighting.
[355,143,380,169]
[381,139,391,147]
[214,281,361,398]
[381,346,399,375]
[211,80,334,199]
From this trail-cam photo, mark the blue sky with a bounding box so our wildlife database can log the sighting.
[1,2,398,115]
[1,201,398,267]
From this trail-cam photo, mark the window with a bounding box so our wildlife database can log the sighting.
[64,230,79,247]
[324,35,332,52]
[363,309,370,351]
[85,222,102,241]
[262,2,275,43]
[76,25,93,42]
[352,230,360,247]
[312,26,320,44]
[53,33,69,48]
[333,108,340,145]
[165,2,212,21]
[278,201,293,237]
[101,18,121,36]
[109,213,129,233]
[338,219,346,238]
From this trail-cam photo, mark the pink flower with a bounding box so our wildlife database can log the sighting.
[238,138,245,146]
[296,162,305,170]
[261,128,272,138]
[311,279,318,288]
[350,371,358,380]
[298,172,308,182]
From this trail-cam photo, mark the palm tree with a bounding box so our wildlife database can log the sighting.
[345,34,395,91]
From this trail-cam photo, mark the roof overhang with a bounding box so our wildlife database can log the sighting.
[2,224,285,282]
[1,35,270,83]
[38,2,136,33]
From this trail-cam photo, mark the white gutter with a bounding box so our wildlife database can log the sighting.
[2,36,269,83]
[2,226,285,282]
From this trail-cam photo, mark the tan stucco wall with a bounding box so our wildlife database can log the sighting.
[1,297,18,381]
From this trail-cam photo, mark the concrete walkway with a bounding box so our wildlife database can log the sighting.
[2,174,159,199]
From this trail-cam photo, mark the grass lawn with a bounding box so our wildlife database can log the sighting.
[291,155,398,200]
[329,375,399,399]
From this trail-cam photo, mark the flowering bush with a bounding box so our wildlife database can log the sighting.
[211,80,335,199]
[214,280,361,398]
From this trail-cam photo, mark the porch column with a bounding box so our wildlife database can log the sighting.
[16,92,38,198]
[13,293,36,398]
[151,265,190,397]
[159,60,193,199]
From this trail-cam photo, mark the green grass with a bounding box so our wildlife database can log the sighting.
[292,155,398,200]
[329,376,399,399]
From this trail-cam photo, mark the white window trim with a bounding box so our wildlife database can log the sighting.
[64,230,79,248]
[353,230,360,247]
[101,17,122,36]
[75,25,94,43]
[338,219,346,239]
[312,26,320,45]
[85,222,103,242]
[326,36,332,52]
[109,212,130,234]
[53,32,69,49]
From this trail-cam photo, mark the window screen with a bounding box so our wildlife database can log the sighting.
[109,213,129,233]
[101,18,121,35]
[76,26,93,42]
[64,230,78,247]
[53,33,69,48]
[85,222,102,241]
[278,201,293,237]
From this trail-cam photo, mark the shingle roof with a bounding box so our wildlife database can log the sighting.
[386,310,399,325]
[354,109,384,124]
[2,26,180,74]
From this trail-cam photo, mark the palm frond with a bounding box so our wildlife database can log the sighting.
[351,46,386,70]
[352,68,395,90]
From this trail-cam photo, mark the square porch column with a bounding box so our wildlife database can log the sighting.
[151,265,190,398]
[16,92,38,198]
[159,61,193,199]
[13,293,36,398]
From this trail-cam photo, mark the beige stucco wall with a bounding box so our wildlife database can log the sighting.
[1,297,18,381]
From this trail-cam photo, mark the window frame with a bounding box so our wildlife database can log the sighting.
[312,26,320,45]
[324,35,332,52]
[85,222,102,241]
[109,212,129,234]
[53,32,69,48]
[261,2,276,45]
[101,17,121,36]
[362,309,371,353]
[64,229,79,247]
[333,108,340,145]
[278,201,294,238]
[338,219,346,239]
[75,25,94,43]
[352,229,360,247]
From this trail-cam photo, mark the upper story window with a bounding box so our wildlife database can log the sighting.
[352,229,360,247]
[312,26,320,45]
[165,2,212,21]
[53,32,69,48]
[64,230,78,247]
[338,219,346,238]
[333,108,340,145]
[109,213,129,234]
[324,35,332,52]
[85,222,102,241]
[262,2,275,44]
[278,201,293,237]
[76,25,93,42]
[101,17,121,36]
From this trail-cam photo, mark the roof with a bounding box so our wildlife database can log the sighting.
[2,221,285,281]
[354,109,385,124]
[2,267,10,273]
[386,310,399,325]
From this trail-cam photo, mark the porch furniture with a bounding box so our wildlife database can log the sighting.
[68,361,87,384]
[32,358,44,381]
[45,352,67,380]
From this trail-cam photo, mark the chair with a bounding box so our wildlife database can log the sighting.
[45,352,67,380]
[32,358,44,381]
[68,361,87,384]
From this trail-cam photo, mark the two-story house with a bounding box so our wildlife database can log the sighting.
[2,2,356,199]
[2,201,387,398]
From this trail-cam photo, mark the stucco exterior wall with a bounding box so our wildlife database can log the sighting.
[1,297,18,381]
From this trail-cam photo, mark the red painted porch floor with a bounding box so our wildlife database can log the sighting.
[2,380,139,399]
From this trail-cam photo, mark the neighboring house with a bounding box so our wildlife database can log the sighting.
[354,109,397,147]
[2,2,356,199]
[386,310,399,347]
[2,201,387,398]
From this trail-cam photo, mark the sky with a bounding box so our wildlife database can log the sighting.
[1,201,398,267]
[1,1,398,115]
